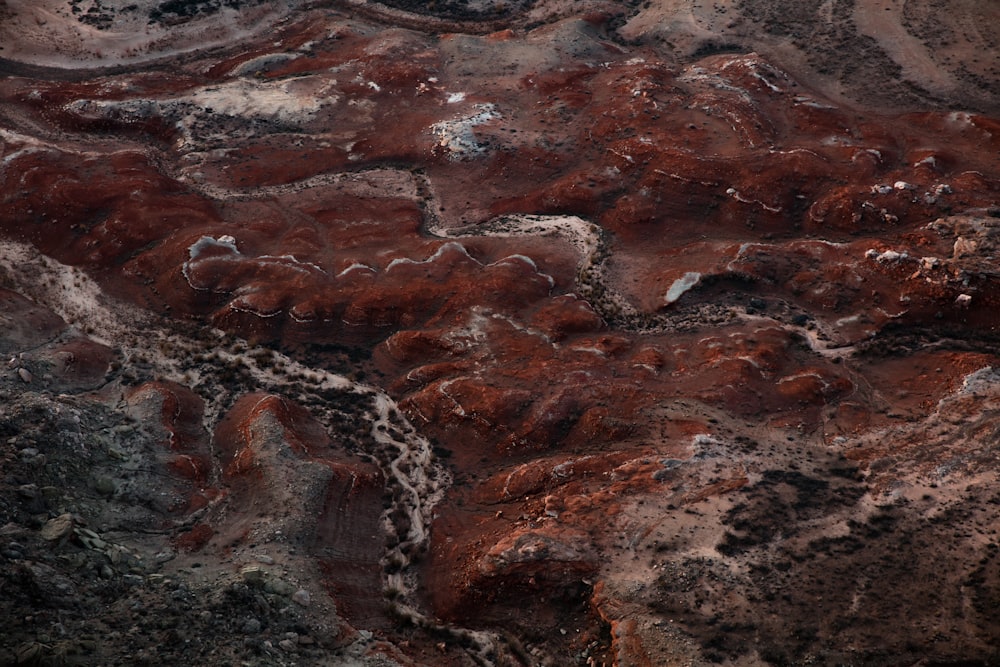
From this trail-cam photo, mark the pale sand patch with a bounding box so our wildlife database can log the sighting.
[0,0,293,68]
[853,0,956,97]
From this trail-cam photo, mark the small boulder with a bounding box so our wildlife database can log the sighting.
[39,514,74,542]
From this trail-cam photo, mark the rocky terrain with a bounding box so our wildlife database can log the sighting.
[2,1,1000,665]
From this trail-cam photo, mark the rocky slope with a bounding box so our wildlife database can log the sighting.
[2,1,1000,665]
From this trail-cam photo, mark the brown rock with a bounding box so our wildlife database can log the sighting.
[39,514,75,542]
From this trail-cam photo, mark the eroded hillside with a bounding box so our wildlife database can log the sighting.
[1,1,1000,665]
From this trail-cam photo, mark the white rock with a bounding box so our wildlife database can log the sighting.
[664,272,701,305]
[953,237,977,258]
[291,589,311,607]
[867,249,906,264]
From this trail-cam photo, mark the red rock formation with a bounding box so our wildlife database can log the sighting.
[3,3,1000,665]
[125,381,215,513]
[210,392,389,629]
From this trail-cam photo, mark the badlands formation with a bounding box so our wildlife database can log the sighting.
[2,0,1000,665]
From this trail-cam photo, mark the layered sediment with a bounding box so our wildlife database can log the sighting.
[2,1,1000,665]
